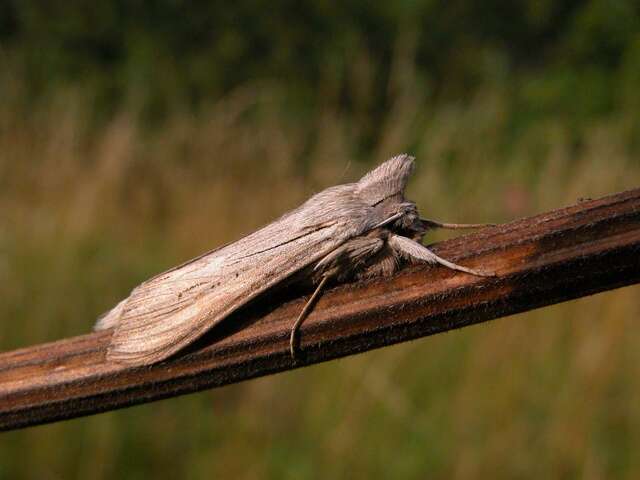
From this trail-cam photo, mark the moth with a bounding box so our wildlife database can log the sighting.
[96,154,493,366]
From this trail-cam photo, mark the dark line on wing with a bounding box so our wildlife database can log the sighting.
[233,223,335,261]
[372,192,399,207]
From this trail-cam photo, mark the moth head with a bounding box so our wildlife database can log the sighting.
[385,202,427,241]
[357,154,415,206]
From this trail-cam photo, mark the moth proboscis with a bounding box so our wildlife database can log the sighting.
[96,154,495,366]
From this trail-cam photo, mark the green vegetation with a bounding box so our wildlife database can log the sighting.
[1,2,639,478]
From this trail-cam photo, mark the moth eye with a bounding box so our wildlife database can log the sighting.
[398,212,416,228]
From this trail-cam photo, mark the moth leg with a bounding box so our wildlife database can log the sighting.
[421,218,495,230]
[388,234,495,277]
[290,274,331,360]
[291,235,386,359]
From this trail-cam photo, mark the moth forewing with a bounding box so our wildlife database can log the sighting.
[107,220,349,364]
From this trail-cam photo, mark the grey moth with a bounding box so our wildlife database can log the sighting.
[96,154,493,365]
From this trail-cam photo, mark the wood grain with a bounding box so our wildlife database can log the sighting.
[1,188,639,431]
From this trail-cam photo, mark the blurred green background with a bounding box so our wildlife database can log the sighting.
[1,1,640,478]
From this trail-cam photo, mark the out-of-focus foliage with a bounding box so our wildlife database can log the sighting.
[2,1,640,129]
[1,2,640,479]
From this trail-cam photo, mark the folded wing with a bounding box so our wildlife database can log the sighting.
[100,184,374,365]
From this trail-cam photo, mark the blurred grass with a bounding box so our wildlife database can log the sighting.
[1,56,640,479]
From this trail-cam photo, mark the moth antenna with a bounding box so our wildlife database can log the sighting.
[421,219,496,230]
[373,211,403,229]
[290,274,330,360]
